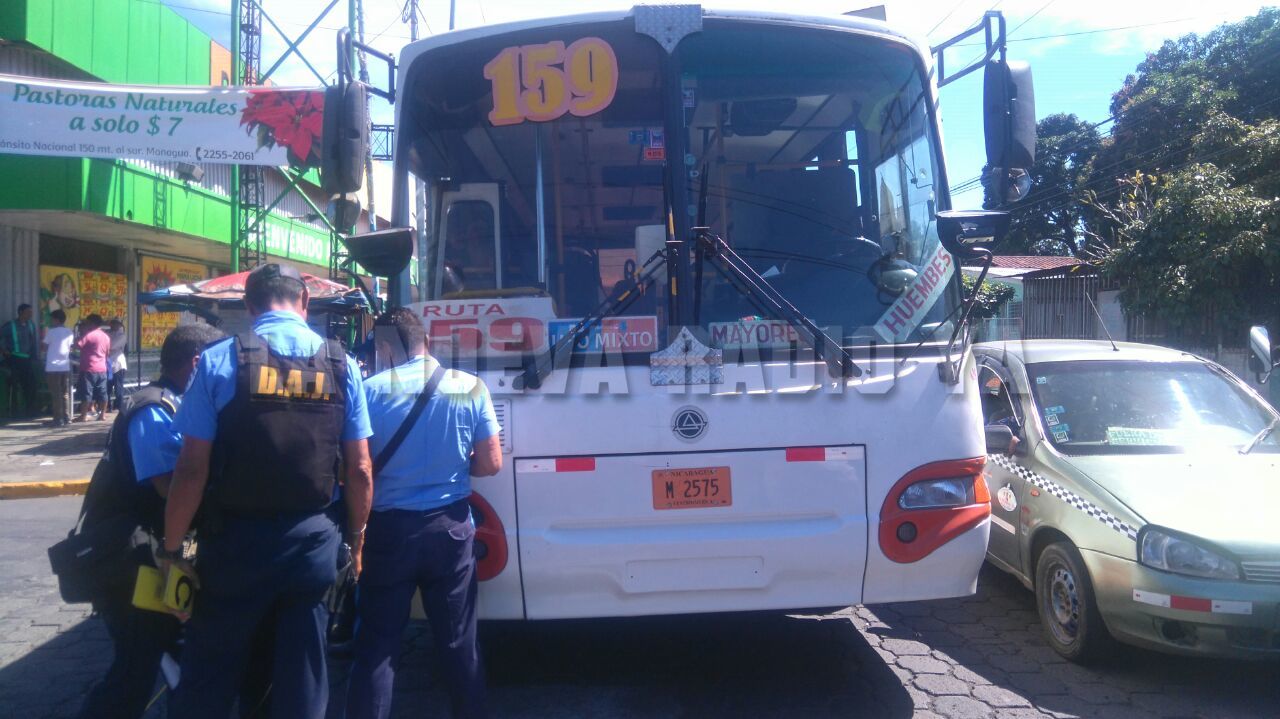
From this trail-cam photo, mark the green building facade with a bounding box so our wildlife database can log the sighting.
[0,0,348,416]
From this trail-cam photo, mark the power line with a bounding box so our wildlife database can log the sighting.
[1022,108,1280,221]
[952,28,1280,200]
[142,0,422,43]
[1009,0,1056,37]
[954,15,1203,47]
[927,0,973,38]
[1018,81,1280,216]
[946,0,1046,97]
[950,115,1118,195]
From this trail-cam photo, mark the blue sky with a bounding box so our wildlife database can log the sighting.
[165,0,1272,210]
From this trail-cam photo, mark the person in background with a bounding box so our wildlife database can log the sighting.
[77,314,111,422]
[160,263,373,719]
[72,321,86,418]
[108,318,129,412]
[345,307,502,719]
[76,323,225,719]
[1,303,39,418]
[43,310,75,428]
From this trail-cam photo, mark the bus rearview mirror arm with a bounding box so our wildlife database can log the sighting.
[934,210,1007,384]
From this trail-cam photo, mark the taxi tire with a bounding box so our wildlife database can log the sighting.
[1035,541,1115,664]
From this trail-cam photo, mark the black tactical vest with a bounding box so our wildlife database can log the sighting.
[83,382,180,535]
[210,332,347,516]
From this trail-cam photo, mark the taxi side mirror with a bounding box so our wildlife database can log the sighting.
[984,424,1017,456]
[1248,325,1273,383]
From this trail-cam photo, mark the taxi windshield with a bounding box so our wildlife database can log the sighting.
[1027,360,1280,455]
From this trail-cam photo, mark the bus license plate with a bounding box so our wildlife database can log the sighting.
[652,467,732,510]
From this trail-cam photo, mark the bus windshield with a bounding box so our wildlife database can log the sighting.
[680,25,950,347]
[402,20,952,354]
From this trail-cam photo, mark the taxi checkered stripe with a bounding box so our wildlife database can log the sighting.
[987,454,1139,541]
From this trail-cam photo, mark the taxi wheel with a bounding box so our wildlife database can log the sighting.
[1034,542,1114,664]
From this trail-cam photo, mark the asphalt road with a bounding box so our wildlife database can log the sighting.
[1,497,1276,718]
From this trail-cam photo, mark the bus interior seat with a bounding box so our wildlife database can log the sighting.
[725,167,860,255]
[554,245,603,317]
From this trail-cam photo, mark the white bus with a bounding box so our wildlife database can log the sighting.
[346,6,1036,620]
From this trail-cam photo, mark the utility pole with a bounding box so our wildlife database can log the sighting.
[230,5,241,272]
[356,0,376,234]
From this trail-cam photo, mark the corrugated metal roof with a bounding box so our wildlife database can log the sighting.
[987,255,1082,270]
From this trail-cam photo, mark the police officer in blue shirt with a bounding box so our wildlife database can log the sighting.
[77,322,225,719]
[345,307,502,719]
[159,263,374,719]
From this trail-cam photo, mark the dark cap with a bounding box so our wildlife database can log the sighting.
[245,263,306,293]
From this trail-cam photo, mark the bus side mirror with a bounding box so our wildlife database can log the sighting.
[341,227,414,278]
[936,210,1010,260]
[321,82,369,196]
[1249,325,1273,383]
[983,59,1035,204]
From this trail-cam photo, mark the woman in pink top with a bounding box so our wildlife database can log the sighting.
[76,314,111,421]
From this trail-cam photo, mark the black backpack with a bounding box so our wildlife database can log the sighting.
[47,385,178,603]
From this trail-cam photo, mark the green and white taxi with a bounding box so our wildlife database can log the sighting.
[973,340,1279,662]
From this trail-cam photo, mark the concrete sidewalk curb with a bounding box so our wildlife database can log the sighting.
[0,479,90,500]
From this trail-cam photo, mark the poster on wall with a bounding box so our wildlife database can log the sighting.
[39,265,128,329]
[0,74,324,169]
[140,257,208,350]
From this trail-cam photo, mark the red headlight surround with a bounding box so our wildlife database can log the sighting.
[878,457,990,564]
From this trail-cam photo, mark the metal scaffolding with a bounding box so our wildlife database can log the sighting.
[229,0,357,279]
[234,0,266,271]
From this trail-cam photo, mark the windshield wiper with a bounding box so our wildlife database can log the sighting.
[514,249,669,390]
[686,156,857,378]
[1239,418,1278,455]
[693,228,861,379]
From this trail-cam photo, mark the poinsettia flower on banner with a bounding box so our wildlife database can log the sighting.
[240,89,325,169]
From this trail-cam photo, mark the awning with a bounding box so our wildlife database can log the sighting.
[139,269,370,320]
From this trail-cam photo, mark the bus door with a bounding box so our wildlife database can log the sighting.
[437,183,502,296]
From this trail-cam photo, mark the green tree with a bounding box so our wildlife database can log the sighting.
[1001,114,1102,256]
[1089,120,1280,341]
[962,274,1017,321]
[1083,8,1280,341]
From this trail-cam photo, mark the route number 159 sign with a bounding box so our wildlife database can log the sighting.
[483,38,618,126]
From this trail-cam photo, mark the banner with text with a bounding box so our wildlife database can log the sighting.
[0,74,324,168]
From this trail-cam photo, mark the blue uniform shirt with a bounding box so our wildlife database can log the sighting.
[364,356,500,512]
[174,310,372,443]
[129,405,182,484]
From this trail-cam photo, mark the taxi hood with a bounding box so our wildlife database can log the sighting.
[1062,453,1280,557]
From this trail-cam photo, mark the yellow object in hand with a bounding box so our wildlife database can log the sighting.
[131,566,168,613]
[131,564,197,615]
[163,562,197,614]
